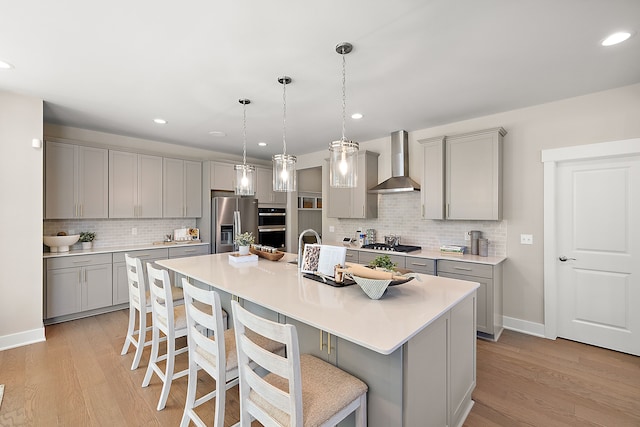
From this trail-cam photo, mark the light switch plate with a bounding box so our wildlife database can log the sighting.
[520,234,533,245]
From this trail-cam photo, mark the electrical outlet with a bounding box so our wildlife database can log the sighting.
[464,232,470,241]
[329,226,335,233]
[520,234,533,245]
[132,227,138,236]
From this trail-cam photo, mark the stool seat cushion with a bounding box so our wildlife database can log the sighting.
[251,354,368,426]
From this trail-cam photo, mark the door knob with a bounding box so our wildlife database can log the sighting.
[558,256,576,262]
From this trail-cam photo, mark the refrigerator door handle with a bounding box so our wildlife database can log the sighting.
[233,210,241,248]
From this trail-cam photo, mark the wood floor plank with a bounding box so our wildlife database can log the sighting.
[2,312,639,427]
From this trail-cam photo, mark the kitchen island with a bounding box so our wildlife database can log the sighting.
[157,253,479,427]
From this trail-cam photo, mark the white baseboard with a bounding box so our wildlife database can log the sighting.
[0,327,46,351]
[503,316,546,338]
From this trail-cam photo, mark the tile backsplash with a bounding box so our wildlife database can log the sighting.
[331,192,507,257]
[43,218,197,251]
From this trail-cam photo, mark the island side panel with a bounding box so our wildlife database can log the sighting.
[450,292,477,427]
[403,311,449,426]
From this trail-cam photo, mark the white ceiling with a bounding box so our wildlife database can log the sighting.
[1,0,639,160]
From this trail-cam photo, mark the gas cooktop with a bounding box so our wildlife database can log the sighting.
[361,243,421,253]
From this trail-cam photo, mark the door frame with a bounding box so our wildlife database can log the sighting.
[542,138,640,339]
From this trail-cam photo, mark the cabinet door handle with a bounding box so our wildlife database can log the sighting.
[327,332,332,355]
[80,204,83,217]
[184,249,196,253]
[453,266,473,271]
[410,262,427,267]
[446,203,450,218]
[319,330,324,351]
[73,260,91,264]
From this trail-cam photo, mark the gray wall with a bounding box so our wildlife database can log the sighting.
[0,91,44,349]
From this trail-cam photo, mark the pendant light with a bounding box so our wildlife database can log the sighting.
[273,76,297,192]
[329,42,359,188]
[234,98,256,196]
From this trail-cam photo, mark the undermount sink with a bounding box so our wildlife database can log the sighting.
[43,235,80,252]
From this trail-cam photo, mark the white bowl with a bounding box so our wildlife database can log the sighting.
[43,234,80,252]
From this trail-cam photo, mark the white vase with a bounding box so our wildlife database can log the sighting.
[82,242,93,250]
[238,245,250,256]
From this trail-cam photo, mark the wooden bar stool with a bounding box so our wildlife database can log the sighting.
[231,301,368,427]
[120,254,184,370]
[142,263,189,410]
[180,279,240,427]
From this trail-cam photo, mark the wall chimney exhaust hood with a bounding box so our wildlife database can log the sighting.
[369,130,420,193]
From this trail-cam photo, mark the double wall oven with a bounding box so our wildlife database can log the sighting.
[258,207,286,251]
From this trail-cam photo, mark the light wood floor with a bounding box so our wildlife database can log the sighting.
[0,309,639,426]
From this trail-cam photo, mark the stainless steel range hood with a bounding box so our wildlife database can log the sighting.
[369,130,420,193]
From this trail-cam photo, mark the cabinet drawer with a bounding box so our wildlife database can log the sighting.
[169,245,209,258]
[357,251,406,269]
[47,253,112,270]
[405,257,436,275]
[113,248,169,263]
[437,260,493,279]
[345,249,359,263]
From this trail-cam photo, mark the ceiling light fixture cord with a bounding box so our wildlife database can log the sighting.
[242,100,247,165]
[341,47,347,141]
[282,78,287,156]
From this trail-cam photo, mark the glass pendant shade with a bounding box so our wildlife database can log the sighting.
[330,42,359,188]
[234,98,256,196]
[234,164,256,196]
[272,153,297,192]
[273,76,297,192]
[329,139,359,188]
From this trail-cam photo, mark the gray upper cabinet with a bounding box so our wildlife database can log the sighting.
[419,136,446,220]
[256,166,286,205]
[163,158,202,218]
[109,151,163,218]
[327,150,379,219]
[45,141,108,219]
[210,161,235,191]
[420,128,506,220]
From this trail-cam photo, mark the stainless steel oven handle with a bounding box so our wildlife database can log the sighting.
[258,212,286,216]
[258,227,286,232]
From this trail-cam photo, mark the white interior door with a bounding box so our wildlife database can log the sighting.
[556,155,640,355]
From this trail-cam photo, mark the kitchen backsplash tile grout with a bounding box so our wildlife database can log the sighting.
[331,192,507,257]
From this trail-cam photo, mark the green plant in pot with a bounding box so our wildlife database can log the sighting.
[79,231,96,250]
[368,255,398,272]
[234,232,255,255]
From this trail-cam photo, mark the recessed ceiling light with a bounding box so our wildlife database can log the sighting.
[0,60,14,69]
[153,118,167,124]
[258,142,267,147]
[208,130,226,137]
[601,31,633,46]
[351,113,363,119]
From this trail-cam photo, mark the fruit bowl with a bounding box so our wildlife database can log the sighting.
[43,235,80,252]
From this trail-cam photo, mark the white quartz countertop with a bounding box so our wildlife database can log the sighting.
[156,252,479,355]
[42,241,209,259]
[326,241,506,266]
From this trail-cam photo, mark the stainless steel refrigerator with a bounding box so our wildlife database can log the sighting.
[211,196,259,253]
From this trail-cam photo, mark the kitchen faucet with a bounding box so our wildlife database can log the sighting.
[298,229,321,269]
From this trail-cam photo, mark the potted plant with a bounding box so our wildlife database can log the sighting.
[234,232,255,255]
[368,254,398,272]
[79,231,96,250]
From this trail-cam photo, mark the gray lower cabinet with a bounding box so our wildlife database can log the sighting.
[170,244,211,290]
[344,249,359,264]
[112,248,169,305]
[285,292,476,427]
[437,259,503,340]
[46,253,113,319]
[404,256,436,275]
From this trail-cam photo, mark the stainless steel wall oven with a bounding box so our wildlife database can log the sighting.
[258,207,286,251]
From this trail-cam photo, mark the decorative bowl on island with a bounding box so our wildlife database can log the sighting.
[43,234,80,252]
